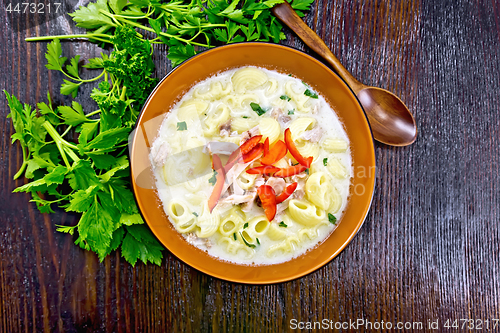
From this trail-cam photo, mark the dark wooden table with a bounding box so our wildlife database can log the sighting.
[1,0,500,332]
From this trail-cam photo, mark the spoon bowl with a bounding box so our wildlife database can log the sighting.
[357,87,417,146]
[272,2,417,146]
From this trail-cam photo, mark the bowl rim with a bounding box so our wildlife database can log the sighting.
[131,42,376,284]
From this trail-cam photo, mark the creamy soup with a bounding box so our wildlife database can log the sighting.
[149,66,352,265]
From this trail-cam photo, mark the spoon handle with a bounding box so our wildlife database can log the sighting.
[271,2,362,91]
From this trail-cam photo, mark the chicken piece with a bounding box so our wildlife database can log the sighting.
[241,191,258,212]
[187,233,213,249]
[271,107,292,126]
[219,119,232,137]
[292,188,305,200]
[220,193,255,205]
[205,239,212,249]
[290,173,307,200]
[265,177,286,195]
[301,126,323,143]
[240,125,260,144]
[152,142,170,167]
[254,175,266,188]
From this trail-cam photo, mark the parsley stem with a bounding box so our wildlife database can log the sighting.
[64,146,80,163]
[112,6,155,19]
[117,18,211,47]
[13,145,28,180]
[120,86,127,101]
[85,110,101,117]
[60,125,73,138]
[25,34,112,43]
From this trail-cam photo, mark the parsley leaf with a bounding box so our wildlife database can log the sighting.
[177,121,187,131]
[279,221,287,227]
[250,102,266,116]
[304,89,319,99]
[208,170,218,185]
[243,222,249,229]
[58,101,88,126]
[328,213,337,225]
[323,158,328,166]
[280,94,291,101]
[240,232,256,248]
[288,109,295,115]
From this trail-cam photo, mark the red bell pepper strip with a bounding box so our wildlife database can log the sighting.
[274,165,308,178]
[260,140,287,165]
[276,182,298,204]
[263,137,269,156]
[223,148,243,173]
[240,135,262,155]
[257,185,277,221]
[208,154,226,212]
[242,143,264,163]
[284,128,313,167]
[246,166,281,175]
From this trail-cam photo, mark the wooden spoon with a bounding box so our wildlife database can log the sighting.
[272,2,417,146]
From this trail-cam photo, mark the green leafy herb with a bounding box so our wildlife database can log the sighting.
[305,168,310,174]
[250,102,266,116]
[242,116,249,119]
[304,89,319,99]
[243,222,249,229]
[328,213,337,225]
[323,158,328,166]
[177,121,187,131]
[280,94,291,101]
[4,25,163,267]
[233,233,237,241]
[240,232,256,248]
[26,0,314,66]
[193,212,198,217]
[256,238,260,245]
[279,221,287,228]
[288,109,295,115]
[208,170,218,186]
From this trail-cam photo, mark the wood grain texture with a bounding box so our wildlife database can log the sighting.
[1,0,499,332]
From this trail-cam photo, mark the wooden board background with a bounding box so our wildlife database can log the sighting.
[1,0,499,331]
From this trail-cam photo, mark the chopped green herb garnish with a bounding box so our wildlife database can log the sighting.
[328,213,337,225]
[250,102,266,116]
[288,74,292,77]
[279,221,287,228]
[323,158,328,166]
[233,233,237,241]
[208,170,218,186]
[177,121,187,131]
[192,212,198,217]
[240,232,256,248]
[256,238,260,245]
[242,116,249,119]
[243,222,249,229]
[288,109,295,115]
[280,95,291,102]
[304,89,318,99]
[305,168,310,175]
[302,81,309,87]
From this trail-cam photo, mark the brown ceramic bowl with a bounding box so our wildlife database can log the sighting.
[130,43,375,284]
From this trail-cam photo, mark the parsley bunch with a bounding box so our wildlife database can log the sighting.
[26,0,314,66]
[5,26,163,266]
